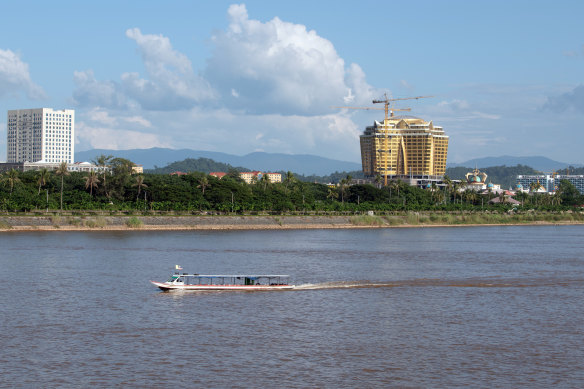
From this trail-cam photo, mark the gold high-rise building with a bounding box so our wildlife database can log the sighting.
[360,116,448,178]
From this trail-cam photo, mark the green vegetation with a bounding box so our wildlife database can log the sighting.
[146,158,247,174]
[125,216,143,228]
[1,157,583,219]
[349,214,385,226]
[0,219,12,229]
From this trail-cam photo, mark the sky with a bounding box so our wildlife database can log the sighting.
[1,0,583,165]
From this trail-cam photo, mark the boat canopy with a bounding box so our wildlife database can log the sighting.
[173,274,289,278]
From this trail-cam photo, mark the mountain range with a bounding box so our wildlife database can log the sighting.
[75,148,362,176]
[448,155,583,172]
[75,148,583,176]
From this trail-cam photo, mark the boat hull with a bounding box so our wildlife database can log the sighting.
[150,280,294,291]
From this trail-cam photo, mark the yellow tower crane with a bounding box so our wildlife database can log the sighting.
[332,94,433,186]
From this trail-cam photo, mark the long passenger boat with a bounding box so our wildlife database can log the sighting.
[151,272,294,291]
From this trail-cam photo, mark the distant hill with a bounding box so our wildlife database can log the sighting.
[146,158,246,174]
[448,156,583,172]
[75,148,361,176]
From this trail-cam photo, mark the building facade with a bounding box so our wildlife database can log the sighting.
[7,108,75,164]
[0,161,108,174]
[360,116,448,179]
[517,174,584,194]
[209,171,282,184]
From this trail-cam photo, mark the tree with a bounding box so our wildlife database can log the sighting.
[93,154,113,198]
[3,169,21,196]
[133,175,148,200]
[284,171,295,192]
[84,171,100,198]
[389,179,402,199]
[339,174,352,204]
[373,174,382,188]
[260,173,271,191]
[327,188,338,202]
[197,176,209,195]
[498,190,506,204]
[108,158,136,200]
[443,175,453,203]
[452,181,463,204]
[529,181,543,193]
[36,168,51,195]
[55,162,70,210]
[557,179,582,206]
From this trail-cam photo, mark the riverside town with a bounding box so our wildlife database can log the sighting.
[1,104,583,230]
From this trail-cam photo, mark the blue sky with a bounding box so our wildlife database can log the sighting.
[1,0,583,165]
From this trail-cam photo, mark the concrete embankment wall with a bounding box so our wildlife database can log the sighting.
[0,215,356,230]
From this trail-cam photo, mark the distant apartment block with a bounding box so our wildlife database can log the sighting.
[517,174,584,194]
[210,171,282,184]
[239,171,282,184]
[0,161,108,174]
[7,108,75,164]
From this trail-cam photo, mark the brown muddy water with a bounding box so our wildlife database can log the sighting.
[1,226,583,387]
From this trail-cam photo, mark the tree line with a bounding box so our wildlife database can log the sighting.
[1,157,583,213]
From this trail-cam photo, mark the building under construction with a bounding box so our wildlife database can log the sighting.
[360,115,449,179]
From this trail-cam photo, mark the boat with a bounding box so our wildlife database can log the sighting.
[151,272,294,291]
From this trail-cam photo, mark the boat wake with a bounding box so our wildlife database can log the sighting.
[292,277,584,290]
[293,281,398,290]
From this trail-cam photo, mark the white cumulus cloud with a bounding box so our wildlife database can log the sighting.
[76,121,171,151]
[0,49,45,99]
[72,30,216,111]
[206,4,376,115]
[123,28,217,110]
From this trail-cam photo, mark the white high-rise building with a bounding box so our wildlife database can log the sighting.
[7,108,75,164]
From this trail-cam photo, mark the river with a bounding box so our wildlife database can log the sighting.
[1,225,583,387]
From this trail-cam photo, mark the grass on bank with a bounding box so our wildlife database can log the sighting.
[125,216,143,228]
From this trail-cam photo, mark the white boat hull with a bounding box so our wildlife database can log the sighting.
[151,280,295,291]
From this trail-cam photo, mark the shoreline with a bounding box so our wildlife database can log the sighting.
[1,215,583,232]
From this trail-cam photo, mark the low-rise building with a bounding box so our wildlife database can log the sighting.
[209,172,227,179]
[517,174,584,194]
[210,171,282,184]
[0,161,108,173]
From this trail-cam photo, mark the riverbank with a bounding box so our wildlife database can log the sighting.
[1,213,583,231]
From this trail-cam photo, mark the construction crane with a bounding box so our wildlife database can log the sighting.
[332,94,434,186]
[372,93,434,121]
[332,93,433,121]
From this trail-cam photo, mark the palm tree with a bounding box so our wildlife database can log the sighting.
[55,161,70,211]
[84,171,100,198]
[374,174,382,188]
[389,179,401,199]
[93,154,113,198]
[37,168,51,195]
[529,181,543,193]
[443,175,453,203]
[197,176,209,195]
[4,169,21,196]
[133,175,148,200]
[284,171,295,192]
[498,190,507,204]
[452,181,463,204]
[260,173,271,191]
[327,188,338,201]
[339,174,352,204]
[551,190,563,206]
